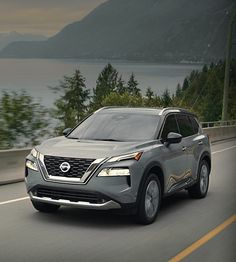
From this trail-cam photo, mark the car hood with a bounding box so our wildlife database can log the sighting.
[36,136,159,159]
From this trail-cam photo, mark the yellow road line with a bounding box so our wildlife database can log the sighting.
[169,214,236,262]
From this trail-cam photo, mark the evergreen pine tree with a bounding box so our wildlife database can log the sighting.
[127,73,141,96]
[175,83,182,97]
[51,69,90,133]
[92,63,119,109]
[146,87,154,100]
[116,76,126,94]
[182,78,189,91]
[161,89,172,107]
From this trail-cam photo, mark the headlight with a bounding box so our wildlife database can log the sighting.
[26,148,39,171]
[30,148,38,158]
[26,159,38,171]
[98,168,130,177]
[107,152,143,163]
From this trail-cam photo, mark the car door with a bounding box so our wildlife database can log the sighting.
[175,114,195,184]
[159,114,188,193]
[189,115,207,180]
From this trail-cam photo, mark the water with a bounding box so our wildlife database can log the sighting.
[0,59,202,108]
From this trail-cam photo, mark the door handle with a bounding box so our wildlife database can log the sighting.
[198,141,203,145]
[182,146,187,151]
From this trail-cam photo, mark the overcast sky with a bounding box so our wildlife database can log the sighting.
[0,0,107,36]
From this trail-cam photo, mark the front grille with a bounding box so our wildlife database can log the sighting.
[44,155,95,179]
[34,187,106,204]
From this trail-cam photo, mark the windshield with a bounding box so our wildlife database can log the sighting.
[68,111,160,142]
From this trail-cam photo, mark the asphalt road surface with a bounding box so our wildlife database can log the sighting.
[0,139,236,262]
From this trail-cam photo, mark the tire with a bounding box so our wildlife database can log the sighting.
[136,174,161,225]
[31,200,60,213]
[188,160,210,199]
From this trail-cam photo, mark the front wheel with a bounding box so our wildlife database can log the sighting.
[31,200,60,213]
[137,174,161,225]
[188,160,210,199]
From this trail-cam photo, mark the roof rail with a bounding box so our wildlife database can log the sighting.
[159,107,195,116]
[96,106,196,117]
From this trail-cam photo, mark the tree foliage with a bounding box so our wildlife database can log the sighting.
[91,63,119,110]
[50,69,90,133]
[127,73,141,96]
[0,91,49,149]
[161,89,172,107]
[173,60,236,121]
[101,92,143,107]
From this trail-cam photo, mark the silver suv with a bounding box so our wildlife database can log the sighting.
[25,107,211,224]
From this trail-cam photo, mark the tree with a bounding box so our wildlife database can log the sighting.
[174,60,236,121]
[146,87,154,100]
[153,95,162,107]
[91,63,119,110]
[101,92,143,107]
[127,73,141,96]
[116,76,126,94]
[202,64,208,73]
[0,91,49,149]
[144,87,156,107]
[182,78,189,91]
[175,83,182,98]
[161,89,172,107]
[50,69,90,133]
[198,70,223,121]
[229,60,236,119]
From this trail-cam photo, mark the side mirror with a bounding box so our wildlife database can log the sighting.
[165,132,182,145]
[63,128,72,136]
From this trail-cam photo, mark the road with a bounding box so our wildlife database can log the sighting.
[0,139,236,262]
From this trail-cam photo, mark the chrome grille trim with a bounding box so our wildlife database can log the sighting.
[44,155,95,179]
[37,154,106,184]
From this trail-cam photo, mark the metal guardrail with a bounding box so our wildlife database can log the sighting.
[201,120,236,128]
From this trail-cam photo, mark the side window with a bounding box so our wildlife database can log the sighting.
[161,114,179,141]
[176,114,194,137]
[190,116,200,134]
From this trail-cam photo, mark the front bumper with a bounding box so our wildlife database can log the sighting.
[29,192,121,210]
[25,155,144,210]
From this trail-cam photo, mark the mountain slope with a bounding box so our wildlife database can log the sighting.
[0,0,235,62]
[0,32,47,50]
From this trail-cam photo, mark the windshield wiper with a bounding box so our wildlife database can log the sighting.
[66,137,79,140]
[67,137,122,142]
[92,138,123,142]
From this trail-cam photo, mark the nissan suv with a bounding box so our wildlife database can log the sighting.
[25,107,211,224]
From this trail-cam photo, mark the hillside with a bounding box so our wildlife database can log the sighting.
[0,0,235,62]
[0,32,47,50]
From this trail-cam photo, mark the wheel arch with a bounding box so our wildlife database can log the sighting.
[137,161,165,202]
[200,151,211,174]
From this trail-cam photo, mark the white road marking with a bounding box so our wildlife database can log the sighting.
[212,145,236,155]
[0,196,29,206]
[0,144,236,206]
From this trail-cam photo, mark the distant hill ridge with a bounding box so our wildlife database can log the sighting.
[0,0,235,62]
[0,32,47,51]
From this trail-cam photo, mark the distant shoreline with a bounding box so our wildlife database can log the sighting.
[0,57,206,66]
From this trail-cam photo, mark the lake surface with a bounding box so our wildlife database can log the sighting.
[0,59,202,108]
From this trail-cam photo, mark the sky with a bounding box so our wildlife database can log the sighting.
[0,0,107,36]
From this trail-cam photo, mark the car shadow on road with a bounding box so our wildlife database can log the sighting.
[30,208,137,229]
[29,190,195,228]
[160,190,192,213]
